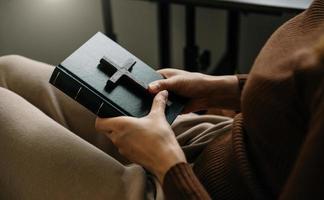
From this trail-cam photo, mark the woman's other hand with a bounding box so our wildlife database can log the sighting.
[95,91,186,183]
[148,68,241,112]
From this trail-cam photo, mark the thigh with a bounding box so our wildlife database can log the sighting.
[0,87,147,200]
[0,55,118,156]
[0,55,94,137]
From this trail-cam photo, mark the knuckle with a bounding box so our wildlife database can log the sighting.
[110,135,118,145]
[111,133,126,147]
[158,80,168,88]
[94,121,102,132]
[114,119,128,132]
[159,68,176,77]
[94,118,105,131]
[157,68,170,75]
[118,148,125,156]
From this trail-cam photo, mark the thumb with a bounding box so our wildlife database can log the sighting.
[148,79,173,94]
[150,90,168,116]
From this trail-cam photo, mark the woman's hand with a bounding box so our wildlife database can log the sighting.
[149,68,241,112]
[95,91,186,183]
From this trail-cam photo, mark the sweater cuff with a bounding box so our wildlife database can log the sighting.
[236,74,248,94]
[163,162,211,200]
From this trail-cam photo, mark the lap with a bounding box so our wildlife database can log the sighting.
[0,55,95,136]
[0,87,148,200]
[0,55,122,158]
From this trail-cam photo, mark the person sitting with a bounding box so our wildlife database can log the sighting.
[0,0,323,199]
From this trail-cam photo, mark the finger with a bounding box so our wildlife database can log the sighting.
[148,80,164,93]
[148,78,176,94]
[95,117,111,133]
[157,68,180,78]
[95,116,135,133]
[150,90,168,116]
[107,131,118,145]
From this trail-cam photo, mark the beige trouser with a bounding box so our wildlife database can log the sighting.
[0,55,232,200]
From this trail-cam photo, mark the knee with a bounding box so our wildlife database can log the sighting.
[0,55,27,74]
[0,86,16,101]
[0,87,33,122]
[0,87,19,114]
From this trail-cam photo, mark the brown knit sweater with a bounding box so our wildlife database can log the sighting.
[163,0,324,199]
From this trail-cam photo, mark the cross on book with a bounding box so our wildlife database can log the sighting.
[100,56,173,107]
[100,56,148,91]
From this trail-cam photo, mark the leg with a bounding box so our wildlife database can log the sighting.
[0,55,120,159]
[0,55,95,138]
[0,87,147,200]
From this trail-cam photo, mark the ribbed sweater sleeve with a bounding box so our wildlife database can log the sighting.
[163,163,211,200]
[236,74,248,94]
[235,74,248,112]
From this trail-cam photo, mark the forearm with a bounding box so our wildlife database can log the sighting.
[204,75,246,111]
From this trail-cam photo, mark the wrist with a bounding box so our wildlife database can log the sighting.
[206,75,240,110]
[153,146,187,184]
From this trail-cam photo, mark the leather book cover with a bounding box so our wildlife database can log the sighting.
[49,32,186,124]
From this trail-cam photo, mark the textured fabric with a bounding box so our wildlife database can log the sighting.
[0,56,148,200]
[163,163,211,200]
[242,0,324,197]
[236,74,248,96]
[172,114,233,163]
[163,0,324,199]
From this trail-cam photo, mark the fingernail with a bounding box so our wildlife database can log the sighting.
[161,90,168,99]
[149,82,160,91]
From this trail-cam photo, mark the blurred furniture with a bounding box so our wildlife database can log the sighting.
[102,0,311,74]
[101,0,117,41]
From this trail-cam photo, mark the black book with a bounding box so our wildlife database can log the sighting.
[49,32,186,124]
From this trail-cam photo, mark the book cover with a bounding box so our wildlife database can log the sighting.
[49,32,185,124]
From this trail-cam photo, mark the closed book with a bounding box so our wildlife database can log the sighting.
[49,32,186,124]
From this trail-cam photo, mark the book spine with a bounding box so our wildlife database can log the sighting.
[49,67,122,118]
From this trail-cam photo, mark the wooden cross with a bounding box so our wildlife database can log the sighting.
[100,56,148,91]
